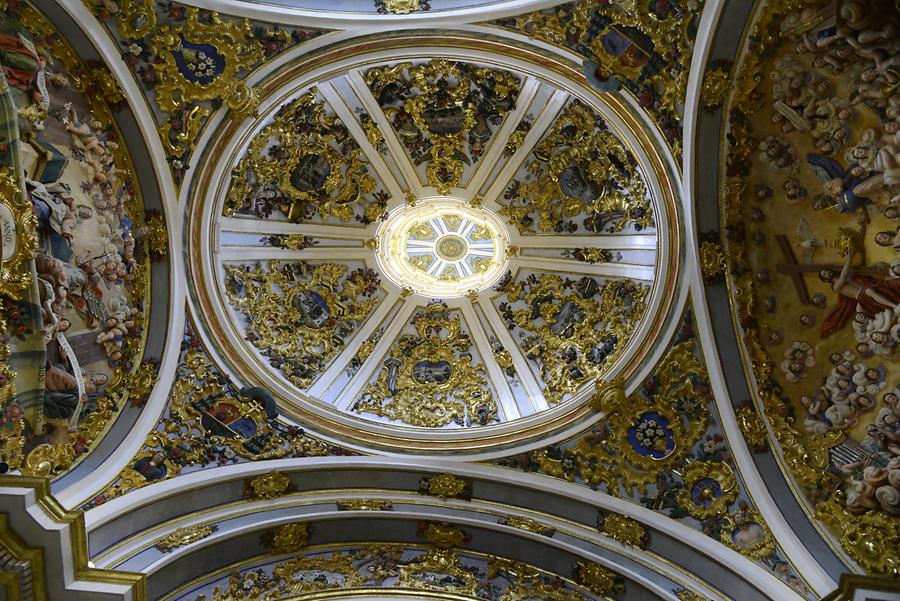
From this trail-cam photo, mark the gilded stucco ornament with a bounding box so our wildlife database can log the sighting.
[676,461,738,519]
[335,499,394,511]
[718,508,775,561]
[735,404,768,452]
[699,240,726,283]
[497,273,647,404]
[151,8,262,116]
[498,102,652,235]
[145,214,168,257]
[353,305,497,427]
[419,473,472,500]
[816,495,900,576]
[573,562,624,597]
[503,0,701,154]
[249,471,293,500]
[154,524,218,552]
[224,260,381,389]
[226,91,383,223]
[596,511,647,548]
[498,515,556,537]
[0,167,38,297]
[262,523,309,554]
[376,0,429,14]
[365,61,519,194]
[592,377,626,412]
[701,65,731,110]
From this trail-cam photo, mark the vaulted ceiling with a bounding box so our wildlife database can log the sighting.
[0,1,898,600]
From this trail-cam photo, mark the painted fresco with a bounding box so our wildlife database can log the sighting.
[0,2,156,477]
[722,0,900,576]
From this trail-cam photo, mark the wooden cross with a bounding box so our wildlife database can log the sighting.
[775,235,888,304]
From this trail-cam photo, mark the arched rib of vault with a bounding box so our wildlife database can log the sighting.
[173,0,570,28]
[84,458,803,601]
[45,0,187,508]
[683,0,836,595]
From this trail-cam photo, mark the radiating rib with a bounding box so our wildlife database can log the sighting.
[333,295,419,411]
[459,298,520,421]
[511,256,656,282]
[347,70,425,199]
[307,289,403,399]
[219,216,375,240]
[511,232,658,250]
[318,81,406,201]
[463,77,540,201]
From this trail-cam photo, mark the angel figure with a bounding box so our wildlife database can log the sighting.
[820,245,900,337]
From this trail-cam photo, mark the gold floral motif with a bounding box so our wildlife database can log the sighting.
[89,67,125,105]
[699,240,726,282]
[365,61,519,194]
[354,305,497,427]
[263,523,309,554]
[248,471,293,500]
[573,562,624,597]
[335,499,394,511]
[718,509,775,561]
[498,102,652,235]
[597,512,647,549]
[701,66,731,110]
[224,261,381,389]
[152,9,262,116]
[154,524,218,552]
[0,167,38,297]
[735,405,768,452]
[419,473,471,500]
[676,461,738,519]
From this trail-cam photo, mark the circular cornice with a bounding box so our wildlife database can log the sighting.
[186,31,681,457]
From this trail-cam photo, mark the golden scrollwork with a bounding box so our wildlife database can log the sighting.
[498,515,555,537]
[421,523,468,549]
[676,591,709,601]
[597,512,647,549]
[701,66,732,110]
[573,562,624,597]
[151,8,262,116]
[365,60,519,194]
[335,499,394,511]
[0,167,38,297]
[249,471,293,500]
[154,524,218,553]
[530,337,710,494]
[224,260,381,389]
[498,102,652,235]
[735,405,768,452]
[263,523,309,554]
[816,495,900,576]
[499,273,648,405]
[592,377,626,412]
[676,461,738,519]
[225,91,382,223]
[353,305,497,427]
[419,473,471,500]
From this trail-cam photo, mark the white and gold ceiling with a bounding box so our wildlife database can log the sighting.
[0,1,898,600]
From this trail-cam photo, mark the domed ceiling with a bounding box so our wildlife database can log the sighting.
[192,55,670,452]
[1,0,898,600]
